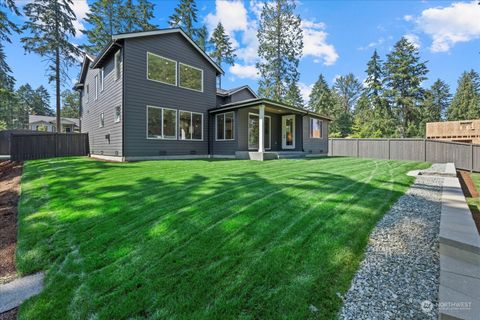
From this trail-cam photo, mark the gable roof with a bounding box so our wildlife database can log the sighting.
[216,85,258,98]
[74,53,96,89]
[91,28,223,75]
[209,98,332,121]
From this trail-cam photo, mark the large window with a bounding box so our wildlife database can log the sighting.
[216,112,234,140]
[147,52,177,86]
[310,118,322,138]
[147,106,177,139]
[248,113,271,150]
[179,63,203,92]
[179,111,203,140]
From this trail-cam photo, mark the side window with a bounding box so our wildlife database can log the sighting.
[309,118,322,138]
[216,112,234,140]
[114,106,121,123]
[100,68,104,92]
[100,112,104,128]
[94,75,98,100]
[115,50,121,80]
[86,84,89,103]
[179,111,203,140]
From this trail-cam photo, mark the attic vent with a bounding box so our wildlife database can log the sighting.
[158,150,167,156]
[190,150,197,155]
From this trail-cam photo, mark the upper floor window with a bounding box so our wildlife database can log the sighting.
[147,52,176,86]
[179,63,203,92]
[147,106,177,139]
[86,84,89,103]
[179,111,202,140]
[94,75,98,100]
[216,112,234,141]
[115,50,121,80]
[309,118,322,138]
[100,68,104,92]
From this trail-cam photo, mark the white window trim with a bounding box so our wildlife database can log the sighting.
[215,111,235,141]
[178,62,203,93]
[146,52,177,87]
[99,112,104,128]
[309,117,323,139]
[179,110,203,141]
[248,112,271,150]
[100,68,104,92]
[114,50,121,81]
[146,105,178,140]
[114,106,121,123]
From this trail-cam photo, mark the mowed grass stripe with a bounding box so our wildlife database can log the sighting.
[16,157,429,320]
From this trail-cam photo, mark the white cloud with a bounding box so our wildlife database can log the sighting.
[229,64,259,79]
[205,0,249,47]
[403,14,413,22]
[404,33,421,49]
[416,1,480,52]
[298,82,314,103]
[302,19,339,65]
[358,37,385,51]
[71,0,89,36]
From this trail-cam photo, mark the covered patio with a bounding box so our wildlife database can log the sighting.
[208,98,330,160]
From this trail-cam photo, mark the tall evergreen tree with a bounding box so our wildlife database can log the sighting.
[22,0,81,131]
[333,73,362,113]
[61,89,80,118]
[256,0,303,102]
[82,0,155,54]
[285,82,304,108]
[169,0,198,39]
[0,42,13,89]
[0,0,20,43]
[82,0,123,54]
[32,85,54,116]
[209,22,236,88]
[308,74,336,115]
[196,25,208,51]
[384,37,428,137]
[426,79,451,121]
[447,71,480,120]
[365,50,383,100]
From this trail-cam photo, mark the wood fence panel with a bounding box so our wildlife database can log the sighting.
[9,133,88,161]
[358,139,389,159]
[389,139,425,161]
[329,138,478,172]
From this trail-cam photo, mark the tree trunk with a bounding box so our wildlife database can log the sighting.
[56,47,60,132]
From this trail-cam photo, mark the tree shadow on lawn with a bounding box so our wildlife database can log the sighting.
[16,157,422,320]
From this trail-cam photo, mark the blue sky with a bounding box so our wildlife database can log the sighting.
[4,0,480,105]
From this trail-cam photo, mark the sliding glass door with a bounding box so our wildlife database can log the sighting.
[248,113,271,150]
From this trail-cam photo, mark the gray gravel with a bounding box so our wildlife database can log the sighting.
[339,173,443,320]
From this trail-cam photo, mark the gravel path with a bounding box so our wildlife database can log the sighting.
[339,171,443,319]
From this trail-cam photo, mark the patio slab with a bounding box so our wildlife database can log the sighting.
[0,272,44,313]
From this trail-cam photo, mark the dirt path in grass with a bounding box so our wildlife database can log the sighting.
[0,161,22,320]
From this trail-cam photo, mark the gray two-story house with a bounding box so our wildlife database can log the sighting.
[75,28,330,161]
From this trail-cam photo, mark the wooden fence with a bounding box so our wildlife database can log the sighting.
[6,132,89,161]
[328,138,478,172]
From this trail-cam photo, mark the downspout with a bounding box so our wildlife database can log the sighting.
[121,42,125,160]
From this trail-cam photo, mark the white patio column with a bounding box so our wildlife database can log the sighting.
[258,104,265,152]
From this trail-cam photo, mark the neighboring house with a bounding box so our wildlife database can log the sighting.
[29,115,79,133]
[426,120,480,144]
[74,28,330,161]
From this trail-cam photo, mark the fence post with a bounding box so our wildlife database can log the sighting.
[331,139,334,156]
[472,144,474,173]
[356,139,360,158]
[424,139,427,162]
[388,139,391,160]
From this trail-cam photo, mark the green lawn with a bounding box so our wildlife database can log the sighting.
[16,157,429,319]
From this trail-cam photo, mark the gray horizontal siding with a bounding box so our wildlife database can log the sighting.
[123,33,217,157]
[230,88,256,103]
[81,53,123,156]
[302,116,328,154]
